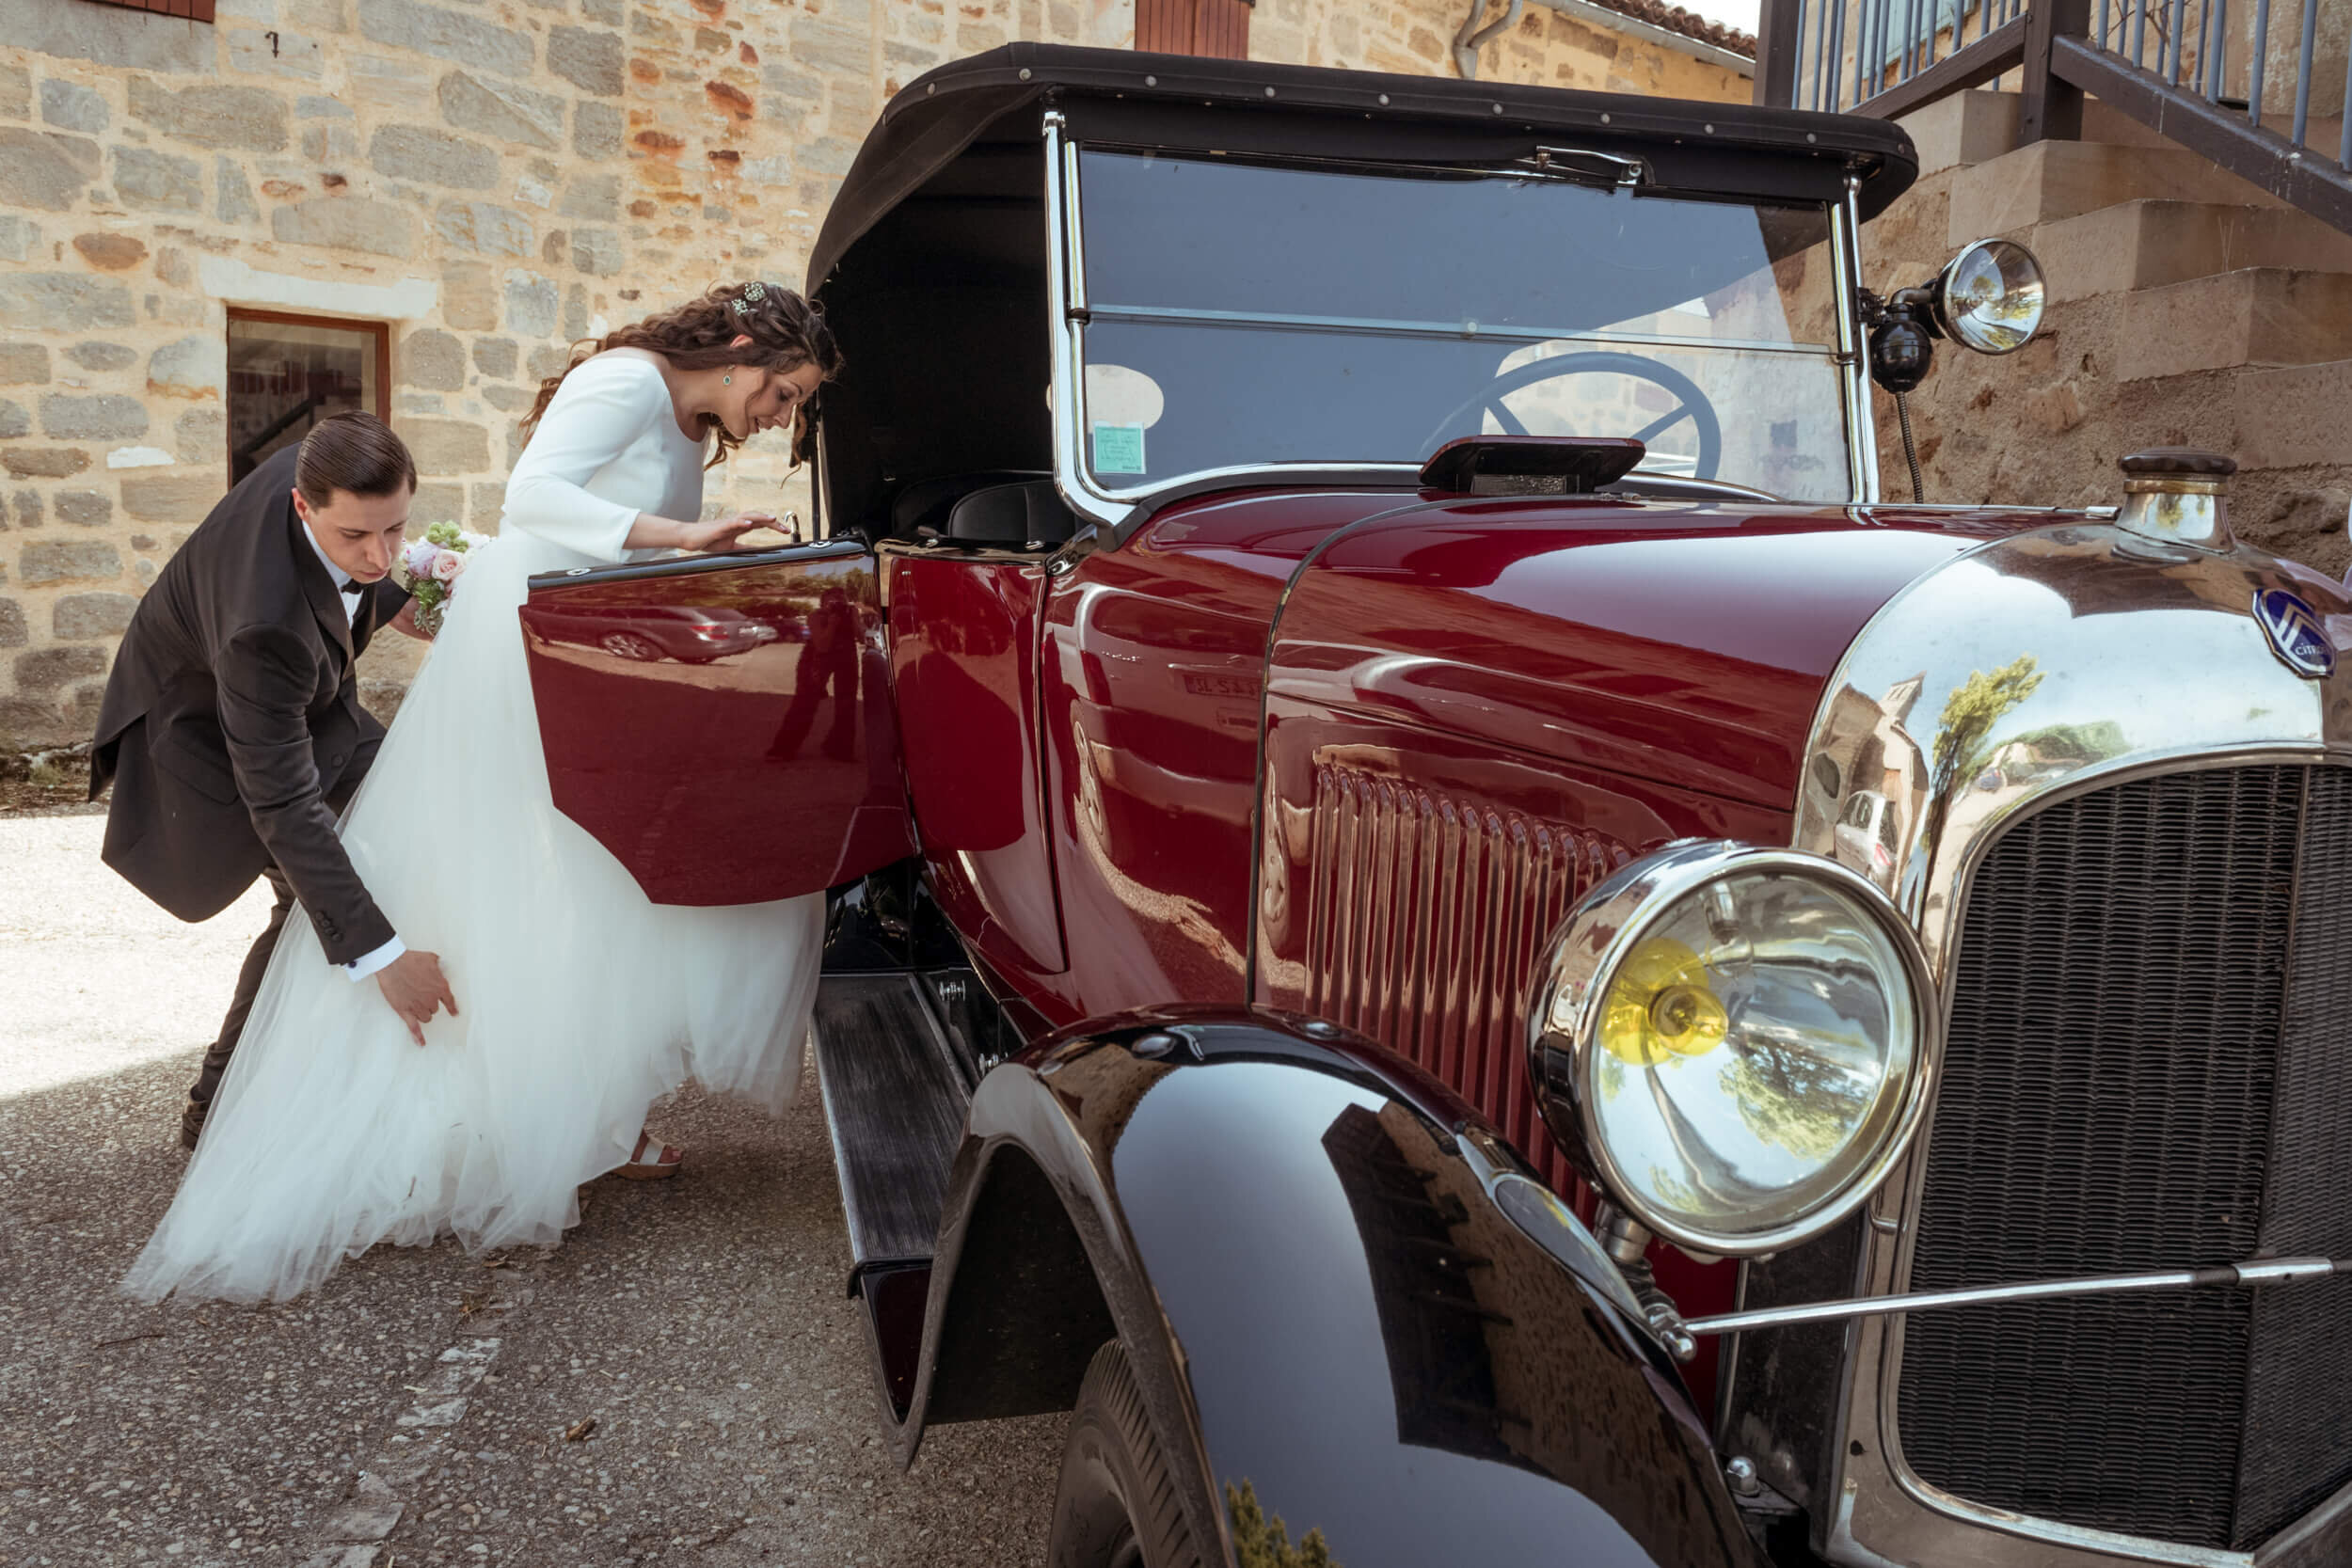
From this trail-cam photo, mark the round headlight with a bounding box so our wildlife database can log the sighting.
[1528,842,1936,1256]
[1932,238,2044,355]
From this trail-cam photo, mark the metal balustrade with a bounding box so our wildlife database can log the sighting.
[1755,0,2352,233]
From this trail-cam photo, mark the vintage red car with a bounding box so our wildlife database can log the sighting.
[518,45,2352,1568]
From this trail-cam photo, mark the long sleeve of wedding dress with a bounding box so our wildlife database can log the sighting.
[122,350,821,1306]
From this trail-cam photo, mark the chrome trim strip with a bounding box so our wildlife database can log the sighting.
[1085,302,1836,358]
[1042,111,1127,535]
[1834,176,1880,505]
[1780,518,2352,1567]
[1690,1257,2346,1335]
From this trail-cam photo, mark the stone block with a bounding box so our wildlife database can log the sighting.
[348,53,435,115]
[0,0,218,73]
[370,125,500,191]
[18,539,120,585]
[301,122,358,161]
[175,405,225,465]
[114,147,204,213]
[471,337,516,378]
[40,80,109,135]
[0,275,133,332]
[3,449,91,480]
[0,345,50,386]
[573,100,622,160]
[128,78,290,153]
[15,645,109,691]
[40,394,147,441]
[0,599,24,648]
[274,198,415,259]
[0,399,26,440]
[297,94,352,119]
[229,26,326,79]
[562,283,588,341]
[411,481,464,525]
[149,336,227,399]
[121,473,225,523]
[581,0,622,20]
[53,592,138,638]
[469,481,505,527]
[571,227,622,277]
[525,343,569,380]
[55,491,112,528]
[400,327,466,390]
[482,383,534,412]
[502,271,559,337]
[64,342,134,374]
[0,62,24,119]
[358,0,534,79]
[558,173,620,221]
[0,217,36,265]
[72,232,148,273]
[432,202,532,258]
[791,19,872,76]
[11,490,41,527]
[1946,141,2280,245]
[441,261,498,330]
[2117,269,2352,382]
[0,128,102,213]
[548,26,625,95]
[438,72,563,152]
[396,417,490,473]
[216,156,262,226]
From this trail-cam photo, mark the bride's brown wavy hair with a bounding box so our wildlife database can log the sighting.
[517,281,843,468]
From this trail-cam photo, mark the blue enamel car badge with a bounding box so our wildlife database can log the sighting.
[2253,588,2335,678]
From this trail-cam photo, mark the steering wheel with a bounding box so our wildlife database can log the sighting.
[1418,351,1724,481]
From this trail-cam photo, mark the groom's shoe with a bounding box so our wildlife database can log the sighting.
[180,1094,208,1151]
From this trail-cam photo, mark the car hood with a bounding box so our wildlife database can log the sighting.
[1260,494,2066,811]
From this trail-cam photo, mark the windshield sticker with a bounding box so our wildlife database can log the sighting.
[1091,422,1146,475]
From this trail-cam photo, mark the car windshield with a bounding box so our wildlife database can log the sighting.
[1074,150,1851,501]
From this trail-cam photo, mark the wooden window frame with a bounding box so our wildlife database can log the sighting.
[225,309,392,481]
[80,0,218,22]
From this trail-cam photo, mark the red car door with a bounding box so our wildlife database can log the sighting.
[520,540,915,906]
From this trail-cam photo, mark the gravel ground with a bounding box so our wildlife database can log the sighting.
[0,815,1063,1568]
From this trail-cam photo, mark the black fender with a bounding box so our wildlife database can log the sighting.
[898,1007,1762,1568]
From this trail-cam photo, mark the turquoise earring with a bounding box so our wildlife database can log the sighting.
[723,373,732,385]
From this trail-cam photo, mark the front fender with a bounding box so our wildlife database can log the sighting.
[905,1008,1761,1568]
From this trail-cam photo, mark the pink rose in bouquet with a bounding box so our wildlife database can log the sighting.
[394,524,491,637]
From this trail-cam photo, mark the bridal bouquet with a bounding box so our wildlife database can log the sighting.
[396,523,490,637]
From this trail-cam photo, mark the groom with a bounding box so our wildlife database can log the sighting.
[89,411,459,1148]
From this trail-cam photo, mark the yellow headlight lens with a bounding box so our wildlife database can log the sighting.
[1597,938,1729,1065]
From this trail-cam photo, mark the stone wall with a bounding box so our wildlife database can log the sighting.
[0,0,1749,748]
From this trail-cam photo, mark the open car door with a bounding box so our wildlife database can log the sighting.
[520,539,914,906]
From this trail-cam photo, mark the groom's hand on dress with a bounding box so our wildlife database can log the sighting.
[377,950,459,1046]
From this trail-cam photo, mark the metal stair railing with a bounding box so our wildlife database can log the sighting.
[1756,0,2352,234]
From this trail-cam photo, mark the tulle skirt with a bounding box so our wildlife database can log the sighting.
[123,530,822,1305]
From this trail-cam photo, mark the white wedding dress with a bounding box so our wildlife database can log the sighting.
[125,352,823,1304]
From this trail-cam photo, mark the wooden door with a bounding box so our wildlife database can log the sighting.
[1136,0,1251,58]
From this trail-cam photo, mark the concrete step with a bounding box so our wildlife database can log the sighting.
[1947,138,2284,242]
[2114,267,2352,380]
[2031,199,2352,301]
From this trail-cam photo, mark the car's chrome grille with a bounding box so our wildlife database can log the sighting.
[1896,762,2352,1551]
[1302,763,1627,1191]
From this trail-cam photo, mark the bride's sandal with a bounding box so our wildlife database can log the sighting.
[616,1130,685,1181]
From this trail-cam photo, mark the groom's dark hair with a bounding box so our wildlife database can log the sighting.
[294,411,415,508]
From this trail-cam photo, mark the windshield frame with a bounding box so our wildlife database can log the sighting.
[1040,110,1883,541]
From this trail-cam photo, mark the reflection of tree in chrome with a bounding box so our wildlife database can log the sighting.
[1718,1036,1873,1163]
[1929,653,2042,843]
[1227,1481,1339,1568]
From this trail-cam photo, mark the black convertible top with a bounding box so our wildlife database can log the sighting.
[804,43,1917,293]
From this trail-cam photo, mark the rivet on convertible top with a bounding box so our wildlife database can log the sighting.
[1019,67,1032,80]
[1807,131,1818,142]
[1146,74,1158,86]
[925,83,934,94]
[1301,1020,1338,1038]
[1265,86,1277,96]
[1705,123,1715,133]
[1132,1031,1185,1060]
[1378,92,1391,104]
[1599,112,1612,123]
[1492,103,1503,114]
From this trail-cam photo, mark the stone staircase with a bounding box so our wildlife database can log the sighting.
[1859,87,2352,576]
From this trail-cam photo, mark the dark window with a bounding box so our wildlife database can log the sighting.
[224,310,389,484]
[1136,0,1250,58]
[80,0,217,21]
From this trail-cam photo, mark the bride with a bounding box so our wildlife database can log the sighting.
[125,281,843,1304]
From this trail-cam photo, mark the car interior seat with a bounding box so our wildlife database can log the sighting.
[889,470,1049,539]
[945,479,1080,546]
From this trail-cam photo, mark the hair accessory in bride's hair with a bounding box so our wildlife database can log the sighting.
[729,280,770,318]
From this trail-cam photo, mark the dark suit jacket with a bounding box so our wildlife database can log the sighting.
[89,443,410,965]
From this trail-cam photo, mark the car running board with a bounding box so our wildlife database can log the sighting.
[810,972,974,1421]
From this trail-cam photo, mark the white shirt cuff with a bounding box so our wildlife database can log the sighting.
[342,935,406,982]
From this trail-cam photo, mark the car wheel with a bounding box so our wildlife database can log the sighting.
[1047,1341,1201,1568]
[599,630,665,661]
